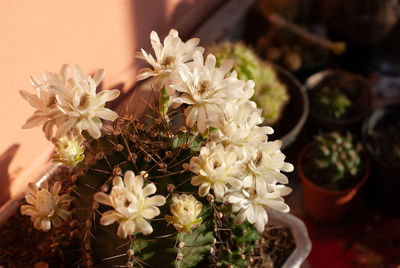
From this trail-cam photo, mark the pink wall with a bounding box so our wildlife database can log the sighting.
[0,0,222,205]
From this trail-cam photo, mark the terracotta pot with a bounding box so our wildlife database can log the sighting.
[297,142,370,222]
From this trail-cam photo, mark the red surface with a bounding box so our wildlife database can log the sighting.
[285,126,400,268]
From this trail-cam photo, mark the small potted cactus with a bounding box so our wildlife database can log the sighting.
[312,86,351,120]
[306,70,373,132]
[297,131,370,222]
[208,41,308,149]
[6,29,312,267]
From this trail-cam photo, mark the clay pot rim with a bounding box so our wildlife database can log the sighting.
[297,142,371,195]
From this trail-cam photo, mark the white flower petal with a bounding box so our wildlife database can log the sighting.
[141,207,160,219]
[93,69,105,87]
[234,209,247,225]
[86,119,101,139]
[135,217,153,235]
[41,218,52,231]
[50,181,61,196]
[142,183,157,197]
[198,183,211,197]
[22,115,49,129]
[100,211,120,226]
[94,192,112,206]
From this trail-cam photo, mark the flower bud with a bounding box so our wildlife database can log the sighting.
[165,194,203,234]
[52,132,85,167]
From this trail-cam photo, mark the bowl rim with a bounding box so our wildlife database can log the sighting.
[269,62,309,150]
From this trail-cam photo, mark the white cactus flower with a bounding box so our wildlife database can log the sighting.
[19,64,71,140]
[241,140,294,196]
[20,64,120,140]
[52,132,85,167]
[170,51,246,133]
[55,65,120,139]
[226,184,292,233]
[210,101,273,158]
[190,142,243,200]
[94,170,166,238]
[21,181,72,231]
[165,194,203,234]
[136,29,204,93]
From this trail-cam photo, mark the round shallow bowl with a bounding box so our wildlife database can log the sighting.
[268,64,309,150]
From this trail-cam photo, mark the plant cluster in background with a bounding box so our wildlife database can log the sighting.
[256,63,290,124]
[255,28,332,72]
[209,41,289,125]
[19,29,293,267]
[312,86,351,119]
[209,42,262,86]
[304,131,363,190]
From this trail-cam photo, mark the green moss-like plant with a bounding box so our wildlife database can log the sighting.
[209,41,262,87]
[255,63,290,125]
[209,42,289,125]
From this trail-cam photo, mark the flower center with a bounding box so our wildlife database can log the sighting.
[36,191,56,215]
[196,80,213,98]
[243,188,258,201]
[79,94,90,109]
[254,151,263,166]
[47,94,57,108]
[161,56,175,70]
[213,160,222,169]
[124,199,131,207]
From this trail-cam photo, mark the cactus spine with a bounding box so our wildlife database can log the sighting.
[309,132,363,190]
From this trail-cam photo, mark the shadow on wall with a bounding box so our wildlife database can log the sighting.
[0,144,19,206]
[120,0,224,116]
[130,0,167,66]
[129,0,222,61]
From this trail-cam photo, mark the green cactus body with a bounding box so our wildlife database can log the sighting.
[70,116,217,267]
[216,220,261,267]
[18,32,295,268]
[128,206,214,268]
[210,42,289,125]
[307,132,363,190]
